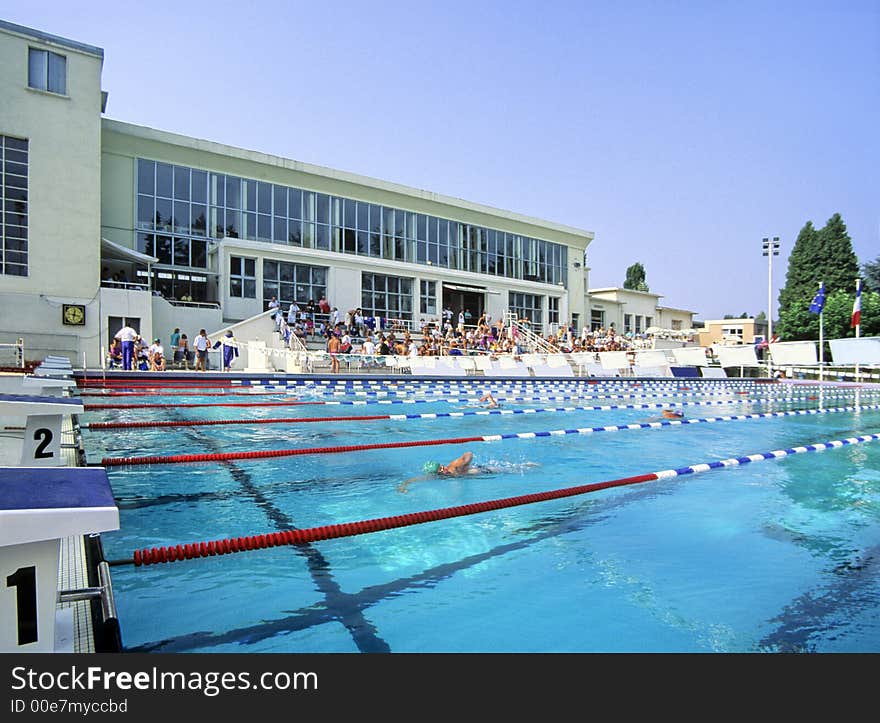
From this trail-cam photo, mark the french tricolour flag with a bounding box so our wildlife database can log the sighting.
[852,280,862,328]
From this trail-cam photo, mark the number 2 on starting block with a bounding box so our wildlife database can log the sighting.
[22,415,63,467]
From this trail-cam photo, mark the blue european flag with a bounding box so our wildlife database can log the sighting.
[809,282,826,314]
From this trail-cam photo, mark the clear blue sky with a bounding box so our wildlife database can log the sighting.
[7,0,878,320]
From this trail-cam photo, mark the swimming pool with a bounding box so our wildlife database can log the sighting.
[80,377,880,652]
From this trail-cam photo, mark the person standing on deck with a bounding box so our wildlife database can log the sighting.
[114,323,138,371]
[194,329,210,372]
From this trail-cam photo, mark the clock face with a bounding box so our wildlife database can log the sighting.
[63,304,85,325]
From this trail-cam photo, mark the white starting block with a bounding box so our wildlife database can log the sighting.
[20,376,77,397]
[0,375,76,397]
[0,394,84,467]
[0,466,119,652]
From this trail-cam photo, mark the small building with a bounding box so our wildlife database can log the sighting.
[697,318,769,347]
[587,288,696,335]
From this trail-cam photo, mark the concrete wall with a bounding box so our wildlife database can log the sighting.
[151,296,222,348]
[0,23,104,362]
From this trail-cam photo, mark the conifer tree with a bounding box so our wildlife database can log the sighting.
[776,214,860,340]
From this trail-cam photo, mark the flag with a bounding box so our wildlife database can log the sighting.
[808,282,826,314]
[851,280,861,328]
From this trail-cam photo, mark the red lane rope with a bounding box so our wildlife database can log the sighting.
[127,472,658,566]
[78,380,238,388]
[84,400,319,410]
[89,414,391,429]
[79,390,284,397]
[101,435,483,466]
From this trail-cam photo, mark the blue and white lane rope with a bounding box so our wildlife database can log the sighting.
[99,405,880,466]
[83,402,880,432]
[474,405,880,443]
[122,431,880,566]
[654,433,880,479]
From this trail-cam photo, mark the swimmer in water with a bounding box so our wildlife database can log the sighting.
[643,408,685,423]
[398,451,480,493]
[480,392,500,408]
[661,408,684,419]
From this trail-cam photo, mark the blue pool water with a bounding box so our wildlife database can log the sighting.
[81,379,880,652]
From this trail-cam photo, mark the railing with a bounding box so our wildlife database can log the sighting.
[167,299,221,309]
[504,311,556,354]
[0,338,25,368]
[100,281,150,291]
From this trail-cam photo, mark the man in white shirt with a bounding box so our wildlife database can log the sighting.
[114,324,139,370]
[194,329,210,372]
[361,336,376,367]
[287,301,299,325]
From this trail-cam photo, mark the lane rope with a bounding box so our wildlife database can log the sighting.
[84,400,322,410]
[82,396,862,431]
[117,431,880,567]
[98,403,880,466]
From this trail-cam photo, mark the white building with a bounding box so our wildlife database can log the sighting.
[588,288,696,334]
[0,19,598,365]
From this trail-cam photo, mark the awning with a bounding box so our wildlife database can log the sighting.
[442,283,486,293]
[101,237,158,264]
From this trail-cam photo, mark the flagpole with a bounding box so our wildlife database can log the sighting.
[854,278,861,385]
[819,308,824,383]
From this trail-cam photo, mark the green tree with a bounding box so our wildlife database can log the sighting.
[776,214,860,340]
[623,262,649,292]
[863,255,880,293]
[821,288,880,339]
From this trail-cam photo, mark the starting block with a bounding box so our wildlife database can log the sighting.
[0,394,84,467]
[0,466,119,652]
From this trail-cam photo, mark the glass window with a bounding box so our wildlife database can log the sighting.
[229,255,257,298]
[420,280,436,315]
[174,201,189,233]
[226,176,241,209]
[509,292,543,332]
[288,188,302,220]
[257,182,271,214]
[137,195,154,228]
[316,194,330,225]
[191,170,207,204]
[155,198,172,230]
[154,236,173,264]
[174,166,190,201]
[137,159,155,195]
[244,179,257,212]
[173,237,190,266]
[262,259,327,307]
[28,48,66,95]
[156,163,173,198]
[273,185,287,217]
[136,233,154,257]
[361,272,414,324]
[190,239,207,268]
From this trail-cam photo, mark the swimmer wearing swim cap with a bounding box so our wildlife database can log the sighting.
[400,452,475,493]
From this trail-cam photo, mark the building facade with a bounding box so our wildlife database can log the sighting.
[588,288,695,335]
[697,318,768,347]
[1,19,596,364]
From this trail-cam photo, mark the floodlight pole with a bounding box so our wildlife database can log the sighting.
[762,236,780,378]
